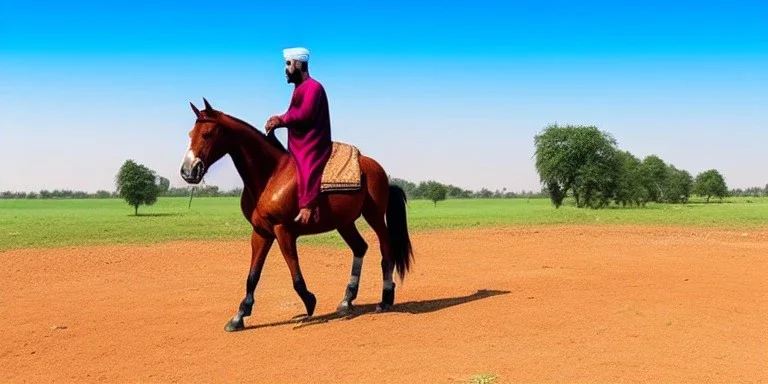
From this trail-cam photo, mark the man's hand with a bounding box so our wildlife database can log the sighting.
[264,115,282,135]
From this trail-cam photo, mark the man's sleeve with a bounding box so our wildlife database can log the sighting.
[280,84,321,129]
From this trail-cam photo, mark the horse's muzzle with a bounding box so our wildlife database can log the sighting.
[180,153,205,184]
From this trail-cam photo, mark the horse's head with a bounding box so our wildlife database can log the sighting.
[180,98,229,184]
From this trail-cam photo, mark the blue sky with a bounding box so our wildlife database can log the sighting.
[1,0,767,193]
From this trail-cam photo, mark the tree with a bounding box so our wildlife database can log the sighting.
[693,169,728,203]
[115,159,160,215]
[475,188,494,199]
[95,190,112,199]
[545,183,565,207]
[410,181,428,199]
[156,175,171,195]
[664,166,693,204]
[533,124,620,208]
[447,185,473,199]
[638,155,668,203]
[572,150,621,209]
[634,156,693,204]
[425,181,448,207]
[614,151,648,207]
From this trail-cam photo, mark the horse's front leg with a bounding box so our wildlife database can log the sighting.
[225,231,274,332]
[274,225,317,319]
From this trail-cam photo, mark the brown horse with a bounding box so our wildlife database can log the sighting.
[180,98,414,332]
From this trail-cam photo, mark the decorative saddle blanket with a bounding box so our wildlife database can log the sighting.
[321,142,362,192]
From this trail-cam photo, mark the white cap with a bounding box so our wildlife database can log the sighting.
[283,47,310,62]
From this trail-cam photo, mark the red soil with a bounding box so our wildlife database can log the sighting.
[2,225,767,383]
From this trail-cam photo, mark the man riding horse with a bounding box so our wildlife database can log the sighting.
[180,47,414,330]
[264,47,331,225]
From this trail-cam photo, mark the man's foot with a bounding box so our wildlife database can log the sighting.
[294,207,319,224]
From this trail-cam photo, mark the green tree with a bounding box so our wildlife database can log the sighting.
[573,150,621,209]
[614,151,648,207]
[95,190,112,199]
[156,175,171,195]
[447,185,472,199]
[115,159,160,215]
[475,188,494,199]
[638,155,669,203]
[664,166,693,203]
[533,124,620,208]
[635,155,694,204]
[545,183,564,207]
[425,181,448,207]
[693,169,728,203]
[411,182,428,199]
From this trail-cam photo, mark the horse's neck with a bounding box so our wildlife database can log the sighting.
[225,119,286,198]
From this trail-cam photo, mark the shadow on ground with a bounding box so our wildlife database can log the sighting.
[243,289,511,331]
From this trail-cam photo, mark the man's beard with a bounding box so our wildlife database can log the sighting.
[286,69,302,84]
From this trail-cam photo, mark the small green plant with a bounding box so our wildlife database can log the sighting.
[468,373,497,384]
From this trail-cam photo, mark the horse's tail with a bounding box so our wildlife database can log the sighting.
[386,184,414,282]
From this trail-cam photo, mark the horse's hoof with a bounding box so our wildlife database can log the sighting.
[224,318,245,332]
[304,293,317,317]
[337,300,353,314]
[375,302,391,313]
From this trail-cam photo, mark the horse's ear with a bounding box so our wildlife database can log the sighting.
[190,102,201,118]
[203,97,213,111]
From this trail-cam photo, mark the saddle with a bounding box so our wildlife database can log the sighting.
[321,142,362,192]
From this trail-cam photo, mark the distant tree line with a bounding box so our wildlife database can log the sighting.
[1,179,545,203]
[532,124,753,208]
[387,177,547,205]
[3,178,765,204]
[0,185,243,200]
[0,190,114,199]
[3,148,765,212]
[729,185,768,198]
[1,169,546,205]
[160,186,243,198]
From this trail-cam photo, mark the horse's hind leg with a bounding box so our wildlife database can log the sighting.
[275,225,317,318]
[362,206,395,312]
[336,223,369,314]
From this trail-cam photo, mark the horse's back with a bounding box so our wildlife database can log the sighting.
[314,153,389,225]
[249,151,390,234]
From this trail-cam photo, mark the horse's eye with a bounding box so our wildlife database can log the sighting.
[202,130,213,139]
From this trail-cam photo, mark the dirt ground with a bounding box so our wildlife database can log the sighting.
[2,225,767,383]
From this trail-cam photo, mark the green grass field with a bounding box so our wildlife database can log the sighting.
[1,197,766,252]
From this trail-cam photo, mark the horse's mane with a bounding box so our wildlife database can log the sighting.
[223,113,287,153]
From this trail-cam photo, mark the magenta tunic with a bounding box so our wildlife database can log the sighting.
[279,77,333,209]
